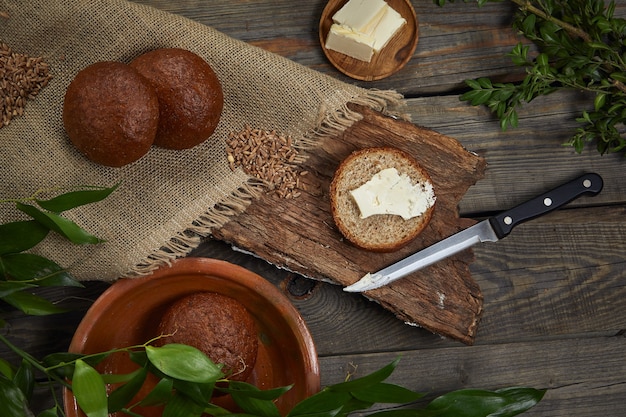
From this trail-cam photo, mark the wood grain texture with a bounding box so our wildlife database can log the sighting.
[3,1,626,415]
[319,336,626,417]
[213,104,486,344]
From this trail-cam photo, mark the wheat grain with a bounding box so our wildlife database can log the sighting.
[1,41,52,129]
[226,126,308,199]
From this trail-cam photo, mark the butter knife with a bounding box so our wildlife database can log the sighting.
[344,172,604,292]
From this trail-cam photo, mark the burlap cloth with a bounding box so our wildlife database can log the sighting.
[0,0,404,281]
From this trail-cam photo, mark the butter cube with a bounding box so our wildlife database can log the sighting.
[325,0,407,62]
[370,5,406,51]
[325,24,376,62]
[332,0,388,32]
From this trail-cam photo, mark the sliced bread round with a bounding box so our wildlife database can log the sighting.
[329,147,436,252]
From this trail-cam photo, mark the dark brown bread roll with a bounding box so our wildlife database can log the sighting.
[156,292,258,382]
[62,61,159,167]
[130,48,224,150]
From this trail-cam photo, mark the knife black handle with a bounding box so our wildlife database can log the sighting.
[488,172,603,239]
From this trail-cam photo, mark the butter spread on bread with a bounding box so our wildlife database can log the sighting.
[350,167,435,220]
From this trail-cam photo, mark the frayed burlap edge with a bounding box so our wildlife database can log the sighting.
[126,89,406,277]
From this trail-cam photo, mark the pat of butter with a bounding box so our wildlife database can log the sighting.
[325,0,407,62]
[349,168,436,220]
[325,24,377,62]
[332,0,388,32]
[370,5,406,51]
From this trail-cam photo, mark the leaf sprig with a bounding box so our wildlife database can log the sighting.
[0,336,546,417]
[0,185,118,315]
[437,0,626,155]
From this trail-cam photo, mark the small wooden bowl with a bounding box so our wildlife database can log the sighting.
[64,258,320,417]
[319,0,419,81]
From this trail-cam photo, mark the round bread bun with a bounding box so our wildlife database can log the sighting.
[130,48,224,150]
[62,61,159,167]
[329,147,436,252]
[156,292,258,382]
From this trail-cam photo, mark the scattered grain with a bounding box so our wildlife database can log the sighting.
[226,126,308,199]
[1,41,52,129]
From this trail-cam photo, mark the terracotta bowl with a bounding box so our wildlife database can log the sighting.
[64,257,320,416]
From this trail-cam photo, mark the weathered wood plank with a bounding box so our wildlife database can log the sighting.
[131,0,626,97]
[472,204,626,343]
[318,336,626,417]
[128,0,526,94]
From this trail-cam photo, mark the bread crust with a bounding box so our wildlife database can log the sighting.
[156,292,258,382]
[130,48,224,150]
[62,61,159,167]
[330,147,435,252]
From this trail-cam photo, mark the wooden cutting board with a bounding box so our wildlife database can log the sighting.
[213,104,486,344]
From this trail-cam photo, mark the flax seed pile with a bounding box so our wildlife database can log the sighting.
[226,126,308,199]
[1,41,52,128]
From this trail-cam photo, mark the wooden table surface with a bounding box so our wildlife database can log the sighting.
[2,1,626,415]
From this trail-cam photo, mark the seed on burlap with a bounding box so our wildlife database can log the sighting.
[1,41,52,128]
[226,126,308,199]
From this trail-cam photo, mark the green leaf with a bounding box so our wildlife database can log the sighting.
[42,352,91,379]
[229,384,282,417]
[0,373,31,417]
[0,253,83,288]
[220,380,293,401]
[287,388,351,417]
[163,392,204,417]
[0,358,15,379]
[138,377,174,407]
[587,41,612,51]
[1,290,68,315]
[71,360,108,417]
[536,53,549,68]
[0,221,49,255]
[464,79,482,90]
[202,403,236,417]
[16,203,104,245]
[425,387,546,417]
[350,382,425,404]
[610,72,626,82]
[328,358,400,392]
[145,344,223,384]
[594,92,607,111]
[173,378,215,405]
[0,281,37,298]
[35,184,119,213]
[460,89,493,106]
[107,368,148,412]
[13,359,34,400]
[365,409,429,417]
[521,14,536,35]
[37,407,60,417]
[477,77,492,89]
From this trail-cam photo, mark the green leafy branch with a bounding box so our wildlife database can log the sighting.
[0,339,546,417]
[0,185,118,315]
[436,0,626,155]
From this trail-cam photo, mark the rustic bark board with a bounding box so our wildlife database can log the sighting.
[213,104,486,344]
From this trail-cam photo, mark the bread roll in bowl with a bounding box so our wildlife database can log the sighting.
[156,292,258,384]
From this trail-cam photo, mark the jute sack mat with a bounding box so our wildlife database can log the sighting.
[0,0,404,281]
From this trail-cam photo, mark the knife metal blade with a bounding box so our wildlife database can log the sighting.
[344,172,604,292]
